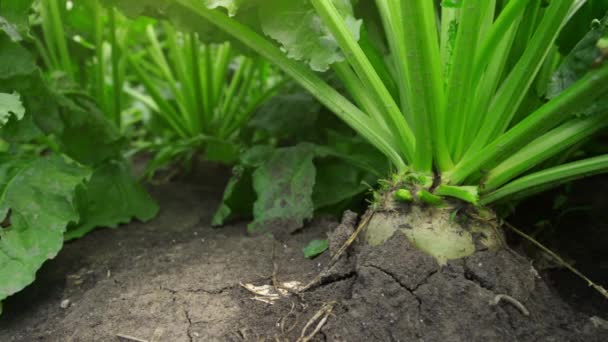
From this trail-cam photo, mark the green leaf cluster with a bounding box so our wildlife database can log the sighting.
[113,0,608,206]
[213,136,384,234]
[0,0,158,313]
[0,155,90,314]
[126,22,283,175]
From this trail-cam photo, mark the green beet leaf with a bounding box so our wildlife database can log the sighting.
[0,155,90,310]
[312,158,372,210]
[54,95,125,166]
[211,145,279,226]
[303,239,329,259]
[258,0,361,72]
[65,159,159,241]
[0,34,36,80]
[212,165,255,226]
[213,138,384,228]
[0,92,24,127]
[248,143,316,234]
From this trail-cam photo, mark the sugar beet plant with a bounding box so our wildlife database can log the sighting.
[128,22,284,173]
[109,0,608,262]
[0,0,158,314]
[34,0,154,130]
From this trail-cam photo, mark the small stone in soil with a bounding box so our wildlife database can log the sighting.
[60,299,70,309]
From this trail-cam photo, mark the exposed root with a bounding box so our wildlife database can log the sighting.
[278,302,300,336]
[299,211,374,292]
[490,294,530,317]
[504,221,608,300]
[296,301,337,342]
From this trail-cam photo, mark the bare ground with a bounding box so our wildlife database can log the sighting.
[0,169,607,341]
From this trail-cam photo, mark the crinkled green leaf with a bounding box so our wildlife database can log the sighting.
[258,0,361,71]
[0,92,24,127]
[303,239,328,259]
[0,155,90,307]
[248,143,317,233]
[65,159,158,240]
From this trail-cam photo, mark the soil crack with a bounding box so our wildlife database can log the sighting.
[160,284,235,296]
[309,271,357,292]
[362,263,437,293]
[361,264,425,314]
[184,308,193,342]
[363,264,413,292]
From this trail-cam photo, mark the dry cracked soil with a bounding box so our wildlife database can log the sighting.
[0,166,607,341]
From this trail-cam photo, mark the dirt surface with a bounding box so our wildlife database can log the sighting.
[1,170,607,341]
